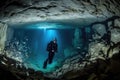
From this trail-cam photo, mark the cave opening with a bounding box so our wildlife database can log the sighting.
[4,22,91,73]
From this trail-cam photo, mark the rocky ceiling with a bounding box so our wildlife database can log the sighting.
[0,0,120,25]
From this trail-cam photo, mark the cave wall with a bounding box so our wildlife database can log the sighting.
[0,22,8,51]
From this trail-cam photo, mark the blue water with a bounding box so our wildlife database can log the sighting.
[27,29,74,72]
[7,22,91,72]
[8,25,76,72]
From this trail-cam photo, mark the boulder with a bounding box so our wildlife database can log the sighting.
[88,42,107,60]
[111,29,120,44]
[114,18,120,27]
[92,24,106,37]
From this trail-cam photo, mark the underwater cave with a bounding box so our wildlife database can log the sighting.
[0,0,120,80]
[6,22,91,73]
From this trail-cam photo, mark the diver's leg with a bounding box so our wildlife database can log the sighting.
[49,52,55,64]
[43,52,50,68]
[48,52,52,64]
[43,58,48,69]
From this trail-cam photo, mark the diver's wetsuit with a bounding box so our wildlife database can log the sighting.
[43,41,58,69]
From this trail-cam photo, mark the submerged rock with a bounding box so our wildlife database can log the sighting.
[114,18,120,27]
[111,29,120,44]
[92,24,106,37]
[0,54,47,80]
[0,22,8,51]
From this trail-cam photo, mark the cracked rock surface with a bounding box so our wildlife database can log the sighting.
[0,0,120,24]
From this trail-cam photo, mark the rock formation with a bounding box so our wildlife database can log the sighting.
[0,0,120,24]
[0,22,8,51]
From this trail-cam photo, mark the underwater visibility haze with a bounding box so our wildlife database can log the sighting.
[6,22,90,73]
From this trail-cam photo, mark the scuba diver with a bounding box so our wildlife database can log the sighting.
[43,38,58,69]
